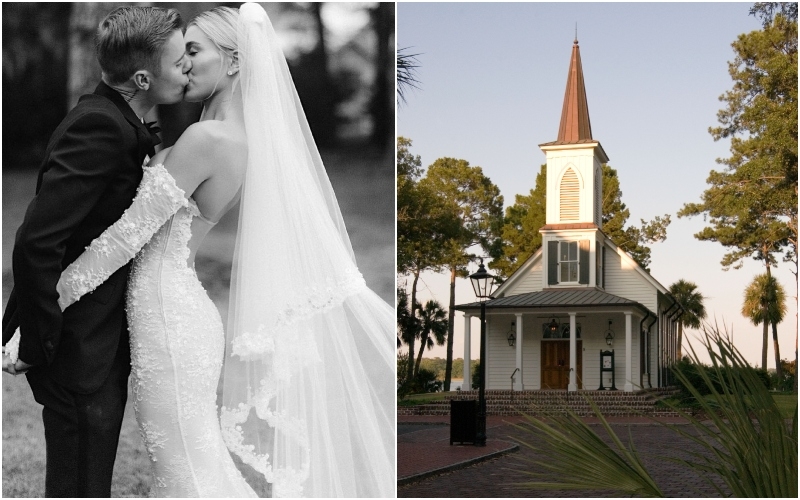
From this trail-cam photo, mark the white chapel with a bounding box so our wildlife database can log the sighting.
[455,39,681,393]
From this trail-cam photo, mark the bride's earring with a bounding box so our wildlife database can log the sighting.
[227,71,233,76]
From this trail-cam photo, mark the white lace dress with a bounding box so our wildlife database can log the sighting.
[127,201,256,496]
[54,164,258,497]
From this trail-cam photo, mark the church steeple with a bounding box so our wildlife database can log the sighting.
[535,37,611,290]
[539,38,608,230]
[557,38,592,143]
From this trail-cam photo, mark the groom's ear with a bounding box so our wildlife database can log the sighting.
[133,70,152,91]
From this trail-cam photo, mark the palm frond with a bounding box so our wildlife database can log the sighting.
[397,47,421,105]
[509,321,797,498]
[508,399,663,497]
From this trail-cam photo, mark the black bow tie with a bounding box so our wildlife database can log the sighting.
[144,120,162,148]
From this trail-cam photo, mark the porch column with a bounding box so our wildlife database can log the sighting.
[514,313,523,390]
[463,314,471,390]
[625,312,633,392]
[568,312,577,392]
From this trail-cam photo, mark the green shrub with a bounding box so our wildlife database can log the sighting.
[672,358,771,405]
[770,359,796,392]
[397,352,413,399]
[412,368,442,393]
[471,361,482,390]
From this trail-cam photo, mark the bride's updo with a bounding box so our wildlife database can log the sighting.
[187,7,239,60]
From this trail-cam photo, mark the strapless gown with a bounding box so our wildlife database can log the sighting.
[126,198,257,497]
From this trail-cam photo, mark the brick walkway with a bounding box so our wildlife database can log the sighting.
[398,415,727,497]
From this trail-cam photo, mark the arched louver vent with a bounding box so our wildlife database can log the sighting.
[559,168,580,221]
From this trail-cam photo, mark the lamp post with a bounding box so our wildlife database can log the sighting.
[469,258,496,447]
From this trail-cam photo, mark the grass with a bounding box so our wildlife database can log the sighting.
[397,391,454,406]
[771,393,798,419]
[2,373,152,497]
[656,392,797,419]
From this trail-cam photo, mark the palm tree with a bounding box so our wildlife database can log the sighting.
[396,287,417,349]
[414,299,448,377]
[669,280,707,359]
[397,47,420,105]
[742,273,787,377]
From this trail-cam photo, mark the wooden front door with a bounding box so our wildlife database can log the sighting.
[541,340,582,389]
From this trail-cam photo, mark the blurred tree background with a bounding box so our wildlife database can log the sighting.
[2,1,395,168]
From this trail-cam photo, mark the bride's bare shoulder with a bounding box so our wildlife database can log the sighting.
[171,120,246,167]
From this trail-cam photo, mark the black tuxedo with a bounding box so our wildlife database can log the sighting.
[2,82,160,497]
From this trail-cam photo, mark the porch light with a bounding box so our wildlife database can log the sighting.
[605,320,614,346]
[548,318,559,335]
[507,322,516,347]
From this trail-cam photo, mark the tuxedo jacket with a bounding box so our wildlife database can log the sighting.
[2,82,160,394]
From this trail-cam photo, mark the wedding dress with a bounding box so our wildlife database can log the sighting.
[9,3,394,497]
[51,164,257,497]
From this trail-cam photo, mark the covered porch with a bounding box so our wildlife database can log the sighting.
[455,289,658,393]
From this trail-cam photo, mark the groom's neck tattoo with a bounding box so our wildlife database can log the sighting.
[116,87,138,103]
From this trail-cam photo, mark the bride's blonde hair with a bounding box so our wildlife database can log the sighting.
[188,6,239,63]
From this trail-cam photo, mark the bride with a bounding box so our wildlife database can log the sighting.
[19,3,394,497]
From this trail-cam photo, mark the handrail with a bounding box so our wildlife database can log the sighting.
[510,368,520,391]
[509,367,520,402]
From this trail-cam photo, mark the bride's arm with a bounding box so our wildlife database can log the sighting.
[55,123,218,310]
[6,125,220,361]
[54,163,187,310]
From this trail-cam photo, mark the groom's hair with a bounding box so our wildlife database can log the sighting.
[96,6,183,85]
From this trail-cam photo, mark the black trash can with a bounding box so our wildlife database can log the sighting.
[450,399,477,445]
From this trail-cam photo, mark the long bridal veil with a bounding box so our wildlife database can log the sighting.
[219,3,394,497]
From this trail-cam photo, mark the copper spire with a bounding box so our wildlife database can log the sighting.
[556,39,593,143]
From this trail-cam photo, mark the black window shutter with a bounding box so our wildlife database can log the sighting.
[579,240,589,284]
[602,245,606,288]
[547,241,558,285]
[595,240,601,287]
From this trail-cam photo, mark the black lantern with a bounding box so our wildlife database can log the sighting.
[468,257,496,447]
[507,322,516,347]
[469,258,497,299]
[604,320,614,346]
[548,318,559,336]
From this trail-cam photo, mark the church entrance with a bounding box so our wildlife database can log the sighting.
[541,340,582,389]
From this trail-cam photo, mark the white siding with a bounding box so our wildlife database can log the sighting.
[486,315,517,389]
[603,245,657,311]
[511,259,543,295]
[522,323,540,389]
[487,313,641,390]
[568,315,639,391]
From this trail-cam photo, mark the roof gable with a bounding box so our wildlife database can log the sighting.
[604,238,669,295]
[493,247,542,298]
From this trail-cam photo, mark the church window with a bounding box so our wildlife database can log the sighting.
[559,167,580,221]
[560,241,579,282]
[548,239,590,285]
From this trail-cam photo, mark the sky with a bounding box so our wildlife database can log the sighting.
[397,1,797,370]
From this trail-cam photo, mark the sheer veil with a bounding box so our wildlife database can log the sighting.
[219,3,394,497]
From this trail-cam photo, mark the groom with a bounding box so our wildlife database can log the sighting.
[1,6,190,497]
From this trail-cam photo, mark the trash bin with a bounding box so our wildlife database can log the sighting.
[450,399,477,445]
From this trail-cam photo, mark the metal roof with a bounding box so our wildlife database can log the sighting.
[454,288,651,314]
